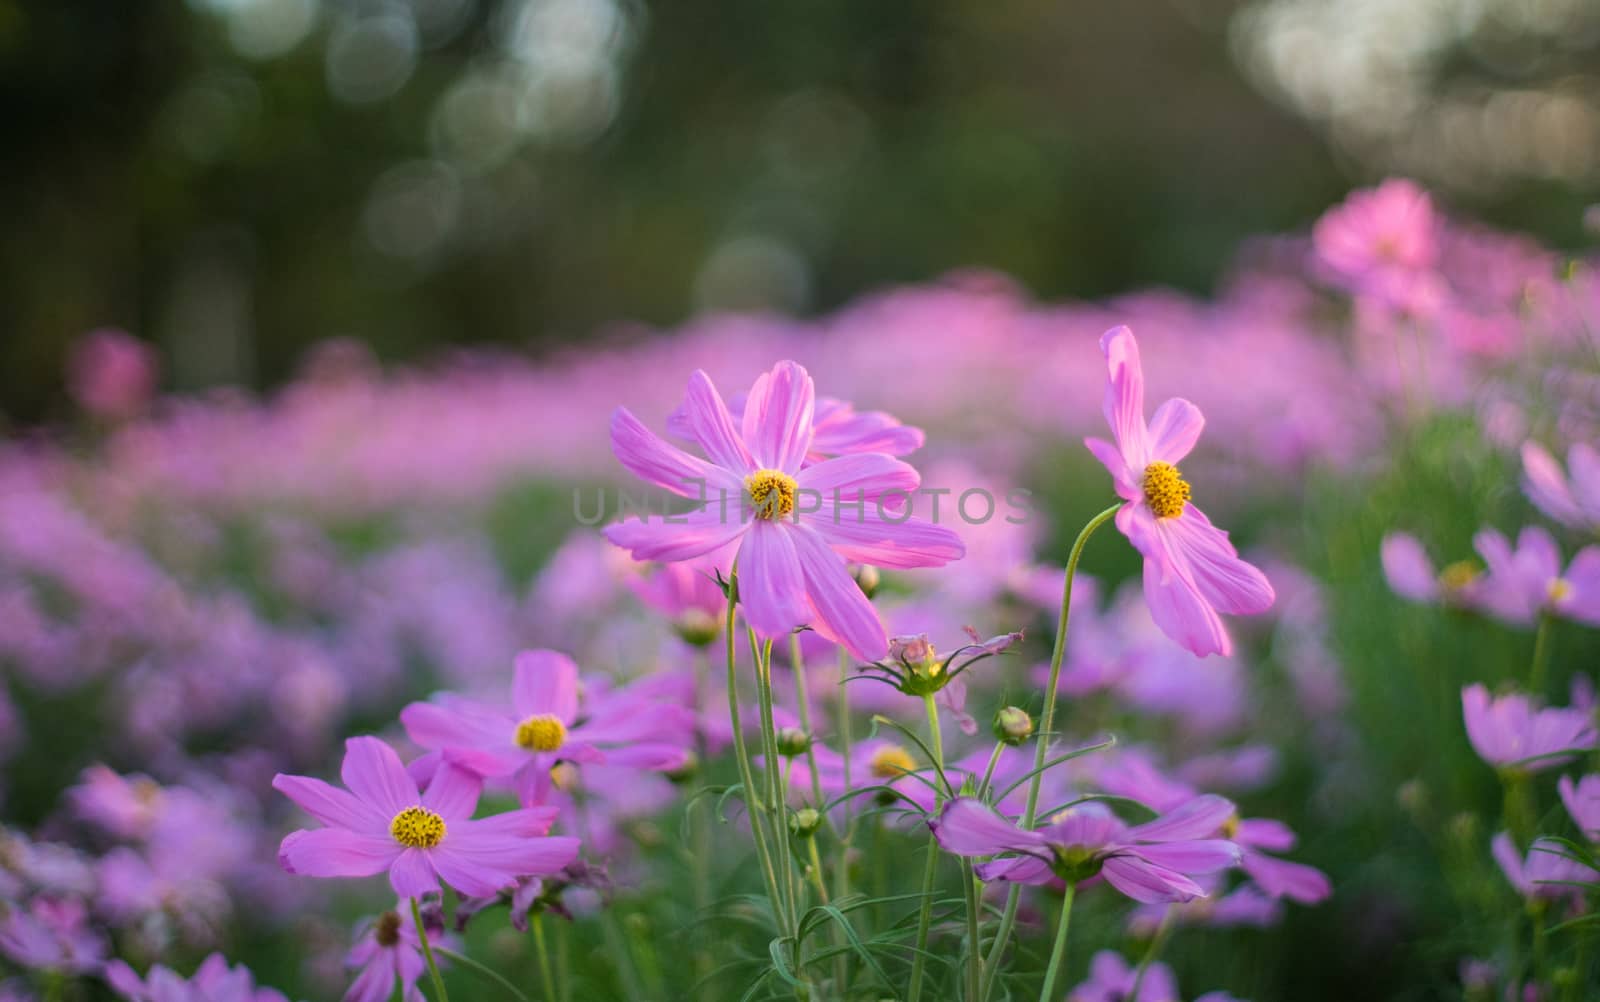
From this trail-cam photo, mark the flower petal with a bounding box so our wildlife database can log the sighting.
[388,848,439,900]
[1147,398,1204,465]
[421,762,481,821]
[278,828,398,879]
[737,522,811,641]
[1084,438,1139,501]
[1127,795,1236,842]
[1380,533,1438,602]
[341,737,422,816]
[681,371,755,472]
[742,361,815,473]
[603,505,749,564]
[789,525,888,661]
[272,774,388,834]
[796,454,921,499]
[1100,855,1206,903]
[805,510,965,570]
[1099,326,1150,469]
[1241,852,1330,903]
[610,407,741,498]
[1160,507,1274,616]
[930,798,1044,856]
[512,650,581,724]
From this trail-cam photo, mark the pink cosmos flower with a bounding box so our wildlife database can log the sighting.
[1492,833,1597,909]
[625,559,726,645]
[104,953,289,1002]
[1084,327,1274,657]
[0,898,104,975]
[1560,774,1600,841]
[1521,441,1600,535]
[1470,526,1600,626]
[274,736,580,899]
[1462,685,1598,772]
[344,905,452,1002]
[400,649,693,806]
[67,329,158,421]
[603,361,964,660]
[669,392,925,464]
[1312,179,1445,314]
[1068,950,1180,1002]
[929,795,1240,903]
[1380,532,1483,607]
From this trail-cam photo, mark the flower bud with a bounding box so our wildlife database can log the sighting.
[889,634,939,676]
[776,727,811,757]
[852,564,881,599]
[675,609,719,647]
[992,706,1034,745]
[790,808,823,838]
[666,751,700,784]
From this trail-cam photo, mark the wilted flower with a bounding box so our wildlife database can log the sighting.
[274,737,580,899]
[1084,326,1274,657]
[930,795,1240,902]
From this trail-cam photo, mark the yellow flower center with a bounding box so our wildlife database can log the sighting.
[1141,462,1191,519]
[1438,561,1479,592]
[1549,578,1574,603]
[869,745,915,779]
[744,469,798,520]
[389,806,446,849]
[515,714,567,752]
[374,911,402,947]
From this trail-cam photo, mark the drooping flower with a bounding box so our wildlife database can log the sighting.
[1470,526,1600,627]
[1084,327,1274,657]
[858,627,1024,736]
[1492,833,1598,910]
[668,392,925,464]
[604,361,964,659]
[104,953,290,1002]
[274,736,580,899]
[344,905,453,1002]
[400,649,693,806]
[1462,685,1597,773]
[929,795,1240,902]
[1558,774,1600,842]
[1521,441,1600,535]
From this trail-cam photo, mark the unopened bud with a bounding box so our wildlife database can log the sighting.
[675,609,719,647]
[790,808,823,838]
[852,564,881,598]
[992,706,1034,745]
[776,727,811,757]
[889,634,939,676]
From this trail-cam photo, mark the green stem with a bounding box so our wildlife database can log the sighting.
[723,571,788,933]
[983,504,1119,1002]
[752,631,799,936]
[790,633,832,827]
[1531,613,1553,696]
[907,693,949,1002]
[412,897,451,1002]
[531,914,558,1002]
[691,647,715,986]
[978,741,1005,799]
[1038,884,1076,1002]
[555,918,572,1002]
[962,863,985,1002]
[1127,906,1174,1002]
[432,946,532,1002]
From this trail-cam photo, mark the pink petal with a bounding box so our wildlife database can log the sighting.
[344,957,397,1002]
[1127,795,1235,842]
[421,762,481,821]
[1130,514,1232,658]
[1132,839,1240,874]
[400,700,508,754]
[973,854,1055,885]
[1160,507,1275,616]
[1099,326,1150,469]
[603,505,749,563]
[681,371,754,472]
[341,737,422,816]
[278,828,398,879]
[1561,548,1600,625]
[737,522,811,640]
[388,848,439,900]
[272,774,388,834]
[430,834,582,897]
[1241,852,1330,904]
[741,361,815,473]
[512,650,581,724]
[796,454,921,499]
[1522,442,1583,527]
[1236,818,1297,853]
[1147,398,1204,465]
[1084,438,1139,500]
[930,798,1044,856]
[1380,533,1438,601]
[460,806,561,839]
[805,511,965,570]
[789,525,888,660]
[609,407,741,498]
[1100,855,1205,903]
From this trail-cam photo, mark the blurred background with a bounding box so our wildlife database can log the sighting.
[4,0,1600,423]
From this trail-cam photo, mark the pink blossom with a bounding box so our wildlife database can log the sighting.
[603,360,964,659]
[1492,833,1597,909]
[1462,685,1597,772]
[104,953,289,1002]
[68,329,158,420]
[1521,442,1600,535]
[274,736,580,899]
[1067,949,1179,1002]
[1470,526,1600,627]
[1085,327,1274,656]
[1558,774,1600,841]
